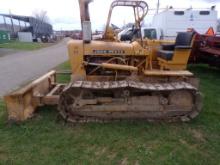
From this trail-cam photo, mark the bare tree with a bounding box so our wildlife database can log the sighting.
[32,9,51,40]
[32,9,50,23]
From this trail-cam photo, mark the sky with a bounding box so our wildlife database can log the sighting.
[0,0,219,31]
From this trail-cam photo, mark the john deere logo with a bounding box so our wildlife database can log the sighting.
[93,50,125,54]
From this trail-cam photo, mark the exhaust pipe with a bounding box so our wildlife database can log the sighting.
[82,21,92,43]
[79,0,93,43]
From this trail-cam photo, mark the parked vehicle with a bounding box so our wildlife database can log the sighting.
[143,8,218,40]
[190,27,220,69]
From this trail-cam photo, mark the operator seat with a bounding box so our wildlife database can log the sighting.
[157,32,195,70]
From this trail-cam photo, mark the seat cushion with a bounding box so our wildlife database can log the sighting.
[175,32,195,46]
[161,44,175,51]
[157,50,174,60]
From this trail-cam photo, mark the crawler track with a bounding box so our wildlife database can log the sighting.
[58,80,202,123]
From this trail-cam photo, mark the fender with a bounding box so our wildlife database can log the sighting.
[68,40,86,81]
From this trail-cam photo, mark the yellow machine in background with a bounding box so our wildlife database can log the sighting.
[4,0,203,123]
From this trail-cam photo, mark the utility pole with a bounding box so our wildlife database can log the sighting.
[3,16,7,30]
[18,20,21,31]
[156,0,160,14]
[9,10,15,35]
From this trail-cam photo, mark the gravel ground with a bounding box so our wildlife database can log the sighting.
[0,38,69,97]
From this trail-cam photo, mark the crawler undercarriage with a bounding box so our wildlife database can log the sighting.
[59,77,202,123]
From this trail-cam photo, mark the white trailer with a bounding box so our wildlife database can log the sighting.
[142,9,218,40]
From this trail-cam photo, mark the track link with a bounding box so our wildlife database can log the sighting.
[58,81,203,123]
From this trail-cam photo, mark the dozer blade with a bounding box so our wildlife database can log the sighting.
[58,80,203,123]
[4,71,66,122]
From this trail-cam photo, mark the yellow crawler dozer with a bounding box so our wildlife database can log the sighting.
[4,0,203,123]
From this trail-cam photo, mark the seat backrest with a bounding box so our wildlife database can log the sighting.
[171,32,195,64]
[175,32,195,46]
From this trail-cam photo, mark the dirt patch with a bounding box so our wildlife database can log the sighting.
[107,152,117,160]
[120,157,128,165]
[0,148,8,162]
[179,139,190,146]
[95,147,106,156]
[179,138,210,158]
[190,129,206,142]
[135,160,140,165]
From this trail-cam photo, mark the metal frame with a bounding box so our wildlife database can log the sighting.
[104,0,149,37]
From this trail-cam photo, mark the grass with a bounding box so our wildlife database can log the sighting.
[55,61,71,83]
[0,40,53,51]
[0,63,220,164]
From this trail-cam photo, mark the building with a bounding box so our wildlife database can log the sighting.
[0,14,53,40]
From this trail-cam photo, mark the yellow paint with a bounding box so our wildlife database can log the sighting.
[157,36,195,70]
[68,40,86,79]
